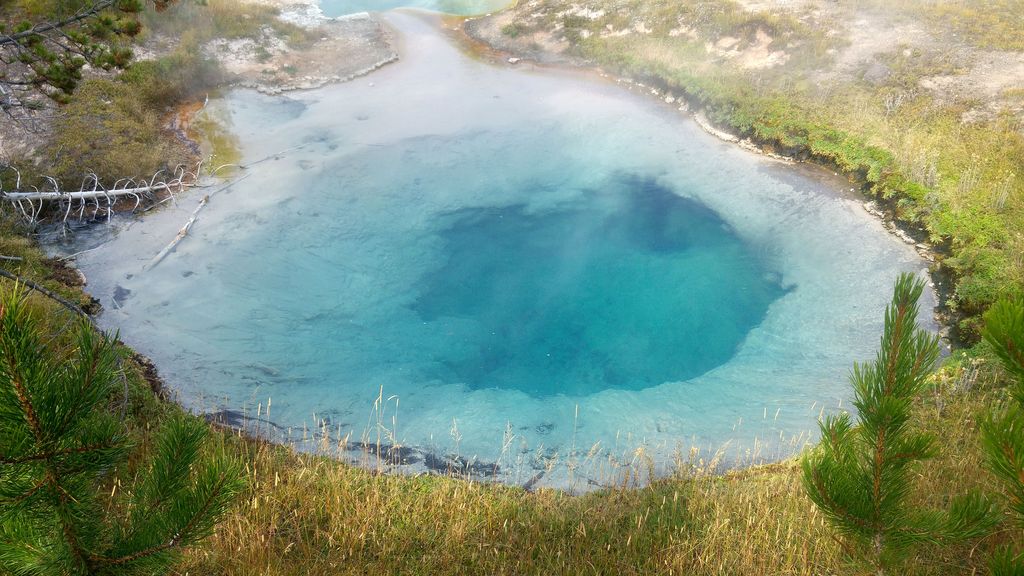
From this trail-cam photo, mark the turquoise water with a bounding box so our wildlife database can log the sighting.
[319,0,508,17]
[414,176,786,397]
[67,12,936,489]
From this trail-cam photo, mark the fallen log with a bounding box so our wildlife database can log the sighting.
[0,181,178,202]
[144,173,251,271]
[1,141,308,225]
[0,165,199,225]
[145,195,209,271]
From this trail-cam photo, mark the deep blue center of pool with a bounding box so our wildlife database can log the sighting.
[412,176,787,397]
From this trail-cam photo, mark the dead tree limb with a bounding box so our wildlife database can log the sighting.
[0,267,88,318]
[145,195,208,271]
[0,164,201,226]
[144,173,251,271]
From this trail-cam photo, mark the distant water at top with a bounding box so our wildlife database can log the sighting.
[65,12,935,490]
[319,0,509,17]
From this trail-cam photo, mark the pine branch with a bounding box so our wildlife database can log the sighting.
[0,439,117,465]
[802,274,991,572]
[0,268,90,319]
[0,283,239,574]
[0,2,117,47]
[0,291,109,571]
[982,296,1024,534]
[117,416,207,547]
[805,463,872,531]
[0,0,165,113]
[0,476,47,507]
[989,546,1024,576]
[98,467,239,568]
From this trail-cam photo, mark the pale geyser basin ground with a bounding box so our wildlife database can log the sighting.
[318,0,508,17]
[66,11,936,490]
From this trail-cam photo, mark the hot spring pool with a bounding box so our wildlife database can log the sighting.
[66,12,936,490]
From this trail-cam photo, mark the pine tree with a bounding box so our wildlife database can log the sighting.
[981,296,1024,575]
[0,287,243,575]
[802,273,996,574]
[1,0,175,118]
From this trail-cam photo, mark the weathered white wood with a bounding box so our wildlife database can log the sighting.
[1,182,174,201]
[144,173,251,271]
[0,165,202,226]
[145,195,209,271]
[1,166,197,203]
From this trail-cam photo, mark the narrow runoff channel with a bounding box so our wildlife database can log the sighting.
[63,11,936,491]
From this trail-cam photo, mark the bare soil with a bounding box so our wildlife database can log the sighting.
[205,9,398,94]
[464,0,1024,124]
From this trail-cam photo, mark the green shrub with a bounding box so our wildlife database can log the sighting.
[46,40,221,185]
[0,287,244,575]
[47,78,181,184]
[119,34,223,107]
[803,274,997,573]
[502,23,524,38]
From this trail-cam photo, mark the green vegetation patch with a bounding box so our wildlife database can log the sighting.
[140,0,316,48]
[46,40,221,184]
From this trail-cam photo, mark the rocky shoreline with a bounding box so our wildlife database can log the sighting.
[203,6,399,95]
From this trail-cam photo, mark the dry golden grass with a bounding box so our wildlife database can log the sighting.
[177,438,822,575]
[166,358,1016,576]
[853,0,1024,50]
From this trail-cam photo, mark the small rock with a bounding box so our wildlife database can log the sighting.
[862,61,892,86]
[895,229,915,244]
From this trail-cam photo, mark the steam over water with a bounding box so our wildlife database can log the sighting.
[319,0,508,16]
[68,12,935,489]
